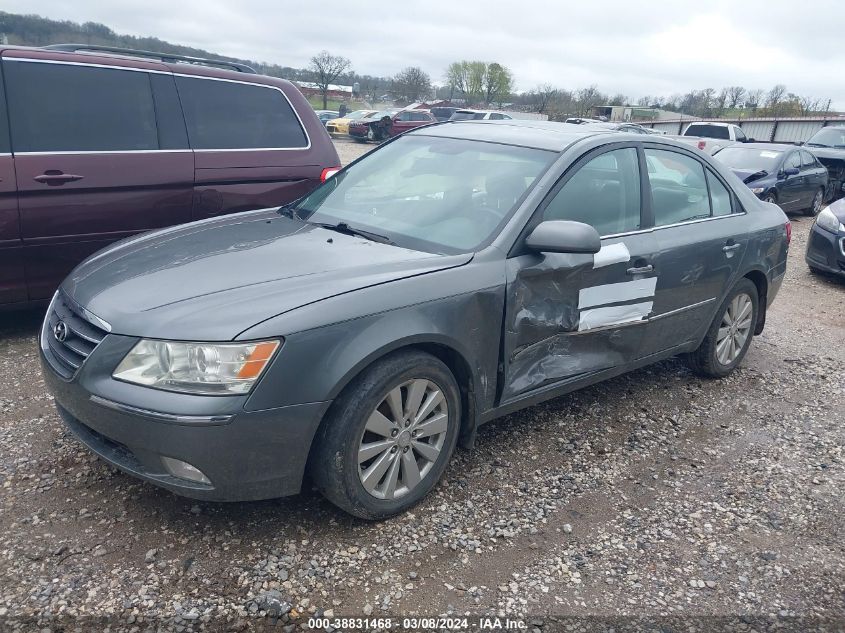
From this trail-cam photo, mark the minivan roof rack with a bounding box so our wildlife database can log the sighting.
[43,44,257,73]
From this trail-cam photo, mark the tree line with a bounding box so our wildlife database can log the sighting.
[515,84,833,121]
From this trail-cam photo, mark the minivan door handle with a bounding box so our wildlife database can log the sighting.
[626,264,654,275]
[34,172,84,186]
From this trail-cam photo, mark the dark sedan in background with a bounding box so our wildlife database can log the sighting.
[41,121,789,519]
[714,143,828,215]
[806,198,845,277]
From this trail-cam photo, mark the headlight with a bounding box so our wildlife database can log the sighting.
[113,339,280,395]
[816,207,845,233]
[750,187,765,195]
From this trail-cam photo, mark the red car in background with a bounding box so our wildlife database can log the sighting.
[349,109,437,142]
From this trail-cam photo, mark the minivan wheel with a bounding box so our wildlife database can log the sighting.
[310,350,461,520]
[684,278,759,378]
[805,188,824,216]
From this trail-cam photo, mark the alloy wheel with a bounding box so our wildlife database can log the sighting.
[715,293,754,366]
[810,190,823,216]
[357,379,449,500]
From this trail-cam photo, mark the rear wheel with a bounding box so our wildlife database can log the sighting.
[685,278,759,378]
[310,350,461,519]
[804,188,824,216]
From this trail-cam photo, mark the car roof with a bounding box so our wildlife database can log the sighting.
[720,142,797,152]
[408,120,619,152]
[687,121,734,127]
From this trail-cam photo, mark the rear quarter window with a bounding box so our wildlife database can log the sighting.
[686,124,730,140]
[176,76,308,150]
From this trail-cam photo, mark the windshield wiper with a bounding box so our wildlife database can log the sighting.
[313,221,394,244]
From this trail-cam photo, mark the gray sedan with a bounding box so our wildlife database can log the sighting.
[40,121,790,519]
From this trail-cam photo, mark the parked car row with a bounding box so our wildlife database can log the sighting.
[348,109,437,142]
[0,43,340,309]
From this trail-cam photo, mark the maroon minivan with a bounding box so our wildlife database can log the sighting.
[0,44,340,308]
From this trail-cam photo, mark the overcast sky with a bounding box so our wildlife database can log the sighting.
[8,1,844,107]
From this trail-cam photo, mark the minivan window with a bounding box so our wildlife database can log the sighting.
[0,64,9,153]
[645,149,710,226]
[176,76,308,150]
[543,147,641,236]
[5,61,158,152]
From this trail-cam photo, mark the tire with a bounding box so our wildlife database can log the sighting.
[684,278,759,378]
[804,188,824,217]
[762,192,778,205]
[309,350,461,520]
[366,127,375,142]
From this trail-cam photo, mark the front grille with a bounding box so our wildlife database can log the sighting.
[43,293,108,379]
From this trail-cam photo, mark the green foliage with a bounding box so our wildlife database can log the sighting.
[446,60,514,106]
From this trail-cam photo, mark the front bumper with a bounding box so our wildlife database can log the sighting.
[805,223,845,276]
[41,335,329,502]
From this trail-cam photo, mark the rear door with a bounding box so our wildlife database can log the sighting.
[638,146,748,354]
[501,144,658,401]
[390,111,417,137]
[800,150,826,206]
[4,56,193,300]
[175,75,322,220]
[0,62,25,305]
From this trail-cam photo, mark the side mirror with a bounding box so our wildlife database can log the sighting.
[782,167,800,177]
[525,220,601,254]
[745,137,755,142]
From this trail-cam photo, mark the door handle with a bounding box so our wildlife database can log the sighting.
[722,243,742,252]
[34,173,84,185]
[626,264,654,275]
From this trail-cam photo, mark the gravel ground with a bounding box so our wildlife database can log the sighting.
[0,151,843,631]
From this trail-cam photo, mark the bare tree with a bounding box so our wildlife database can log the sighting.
[575,85,603,116]
[746,88,765,114]
[392,66,431,103]
[309,50,352,109]
[713,88,729,117]
[765,84,787,116]
[608,93,627,106]
[528,84,559,114]
[726,86,746,109]
[636,95,652,107]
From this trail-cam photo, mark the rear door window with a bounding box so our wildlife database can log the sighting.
[176,76,307,150]
[644,149,710,226]
[5,60,158,152]
[543,147,641,236]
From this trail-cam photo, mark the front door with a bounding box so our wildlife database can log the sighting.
[0,63,25,306]
[3,56,193,300]
[501,145,658,401]
[638,146,748,355]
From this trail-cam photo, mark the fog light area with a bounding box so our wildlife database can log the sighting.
[161,456,211,485]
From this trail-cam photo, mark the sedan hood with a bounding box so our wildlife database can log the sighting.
[731,168,769,184]
[63,209,471,340]
[806,146,845,161]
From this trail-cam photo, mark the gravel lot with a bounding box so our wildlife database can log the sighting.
[0,140,843,630]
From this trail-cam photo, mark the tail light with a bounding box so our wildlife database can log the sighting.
[320,167,341,182]
[785,220,792,246]
[697,140,706,150]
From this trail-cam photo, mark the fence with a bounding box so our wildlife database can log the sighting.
[640,116,845,143]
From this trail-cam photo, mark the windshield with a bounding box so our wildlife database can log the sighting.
[806,127,845,148]
[714,147,782,171]
[290,135,555,253]
[345,110,370,120]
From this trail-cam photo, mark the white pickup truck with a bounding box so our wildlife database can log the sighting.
[669,122,752,154]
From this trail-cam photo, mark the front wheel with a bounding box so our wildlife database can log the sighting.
[310,350,461,519]
[804,188,824,216]
[762,192,778,206]
[685,278,759,378]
